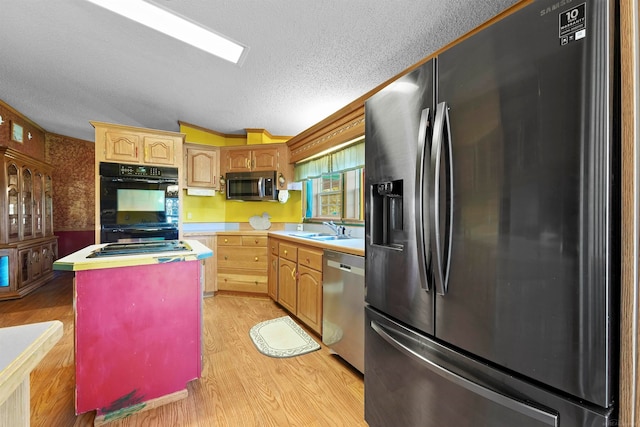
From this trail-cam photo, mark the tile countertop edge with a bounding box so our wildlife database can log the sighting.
[267,231,365,257]
[53,239,213,272]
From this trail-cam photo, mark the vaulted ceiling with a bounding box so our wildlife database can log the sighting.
[0,0,519,142]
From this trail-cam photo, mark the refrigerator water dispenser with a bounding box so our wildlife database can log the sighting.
[370,180,403,250]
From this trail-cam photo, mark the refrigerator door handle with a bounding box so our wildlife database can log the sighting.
[429,102,454,295]
[370,319,558,426]
[415,107,431,292]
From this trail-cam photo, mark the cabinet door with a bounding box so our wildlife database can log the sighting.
[33,171,43,237]
[278,258,297,314]
[297,265,323,334]
[30,247,42,282]
[21,168,33,239]
[18,248,31,287]
[226,149,252,172]
[143,136,175,165]
[44,175,53,237]
[7,163,19,242]
[104,131,141,163]
[186,147,218,188]
[41,242,56,275]
[0,250,14,294]
[268,252,278,300]
[252,147,278,171]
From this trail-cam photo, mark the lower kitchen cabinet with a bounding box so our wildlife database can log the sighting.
[268,239,278,300]
[217,233,268,294]
[0,236,58,300]
[270,237,323,335]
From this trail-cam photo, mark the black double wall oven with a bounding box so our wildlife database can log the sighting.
[99,162,179,243]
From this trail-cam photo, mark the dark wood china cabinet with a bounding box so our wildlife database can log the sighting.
[0,147,57,300]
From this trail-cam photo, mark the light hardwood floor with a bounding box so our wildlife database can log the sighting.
[0,272,367,426]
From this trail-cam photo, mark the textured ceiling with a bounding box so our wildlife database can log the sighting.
[0,0,520,142]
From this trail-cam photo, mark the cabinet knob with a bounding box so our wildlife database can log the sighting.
[306,258,310,264]
[284,250,288,255]
[254,256,258,261]
[224,238,228,243]
[224,255,228,260]
[255,239,259,244]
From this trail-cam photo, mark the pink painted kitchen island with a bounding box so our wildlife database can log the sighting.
[53,240,212,424]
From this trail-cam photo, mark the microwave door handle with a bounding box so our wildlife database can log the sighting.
[258,177,264,198]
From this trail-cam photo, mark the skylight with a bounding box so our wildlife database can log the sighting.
[87,0,247,64]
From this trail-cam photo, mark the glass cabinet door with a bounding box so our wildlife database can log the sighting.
[33,171,43,237]
[22,168,32,239]
[7,164,19,241]
[44,175,53,236]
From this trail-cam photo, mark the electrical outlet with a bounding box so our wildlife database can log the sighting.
[296,224,303,231]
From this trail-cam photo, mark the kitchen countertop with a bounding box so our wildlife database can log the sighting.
[53,239,213,271]
[268,231,364,257]
[0,320,63,425]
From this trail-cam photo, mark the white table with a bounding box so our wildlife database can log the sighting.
[0,321,63,426]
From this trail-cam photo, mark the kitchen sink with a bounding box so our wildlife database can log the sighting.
[289,233,354,241]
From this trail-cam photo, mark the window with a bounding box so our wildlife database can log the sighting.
[303,168,364,222]
[296,138,365,223]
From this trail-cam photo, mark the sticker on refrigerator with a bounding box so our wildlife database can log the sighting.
[559,3,586,46]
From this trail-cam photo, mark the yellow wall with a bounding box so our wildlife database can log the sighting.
[180,123,302,223]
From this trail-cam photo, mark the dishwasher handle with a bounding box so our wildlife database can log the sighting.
[326,259,365,277]
[339,263,351,272]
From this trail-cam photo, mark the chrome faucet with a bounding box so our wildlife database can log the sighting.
[323,221,349,236]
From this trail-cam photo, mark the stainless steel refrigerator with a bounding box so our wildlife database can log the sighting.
[364,0,618,425]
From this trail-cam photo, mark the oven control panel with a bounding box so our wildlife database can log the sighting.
[119,164,162,177]
[99,162,178,179]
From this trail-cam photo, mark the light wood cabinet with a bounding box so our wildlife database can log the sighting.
[270,237,323,335]
[217,233,268,294]
[220,144,293,188]
[224,147,277,173]
[184,234,216,295]
[296,247,323,333]
[92,121,184,167]
[184,144,219,189]
[0,147,57,301]
[103,131,177,165]
[268,239,278,300]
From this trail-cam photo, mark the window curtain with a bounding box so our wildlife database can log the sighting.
[294,140,365,181]
[294,156,330,181]
[330,141,365,173]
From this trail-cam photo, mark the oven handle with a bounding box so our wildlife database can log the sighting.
[102,177,178,184]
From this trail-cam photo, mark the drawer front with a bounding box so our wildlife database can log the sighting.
[242,235,268,247]
[217,247,268,270]
[279,243,298,262]
[269,238,279,255]
[218,235,243,246]
[217,270,268,293]
[298,247,323,271]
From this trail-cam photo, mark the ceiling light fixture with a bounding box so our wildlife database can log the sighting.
[86,0,246,64]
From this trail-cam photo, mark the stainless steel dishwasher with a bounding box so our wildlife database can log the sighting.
[322,250,365,373]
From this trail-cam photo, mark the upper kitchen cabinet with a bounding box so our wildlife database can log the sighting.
[221,144,293,187]
[92,121,185,167]
[184,144,219,190]
[223,146,278,173]
[0,147,57,301]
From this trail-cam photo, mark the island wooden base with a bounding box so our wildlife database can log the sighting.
[74,260,202,417]
[93,389,188,426]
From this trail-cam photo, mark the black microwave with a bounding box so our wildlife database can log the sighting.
[226,171,278,201]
